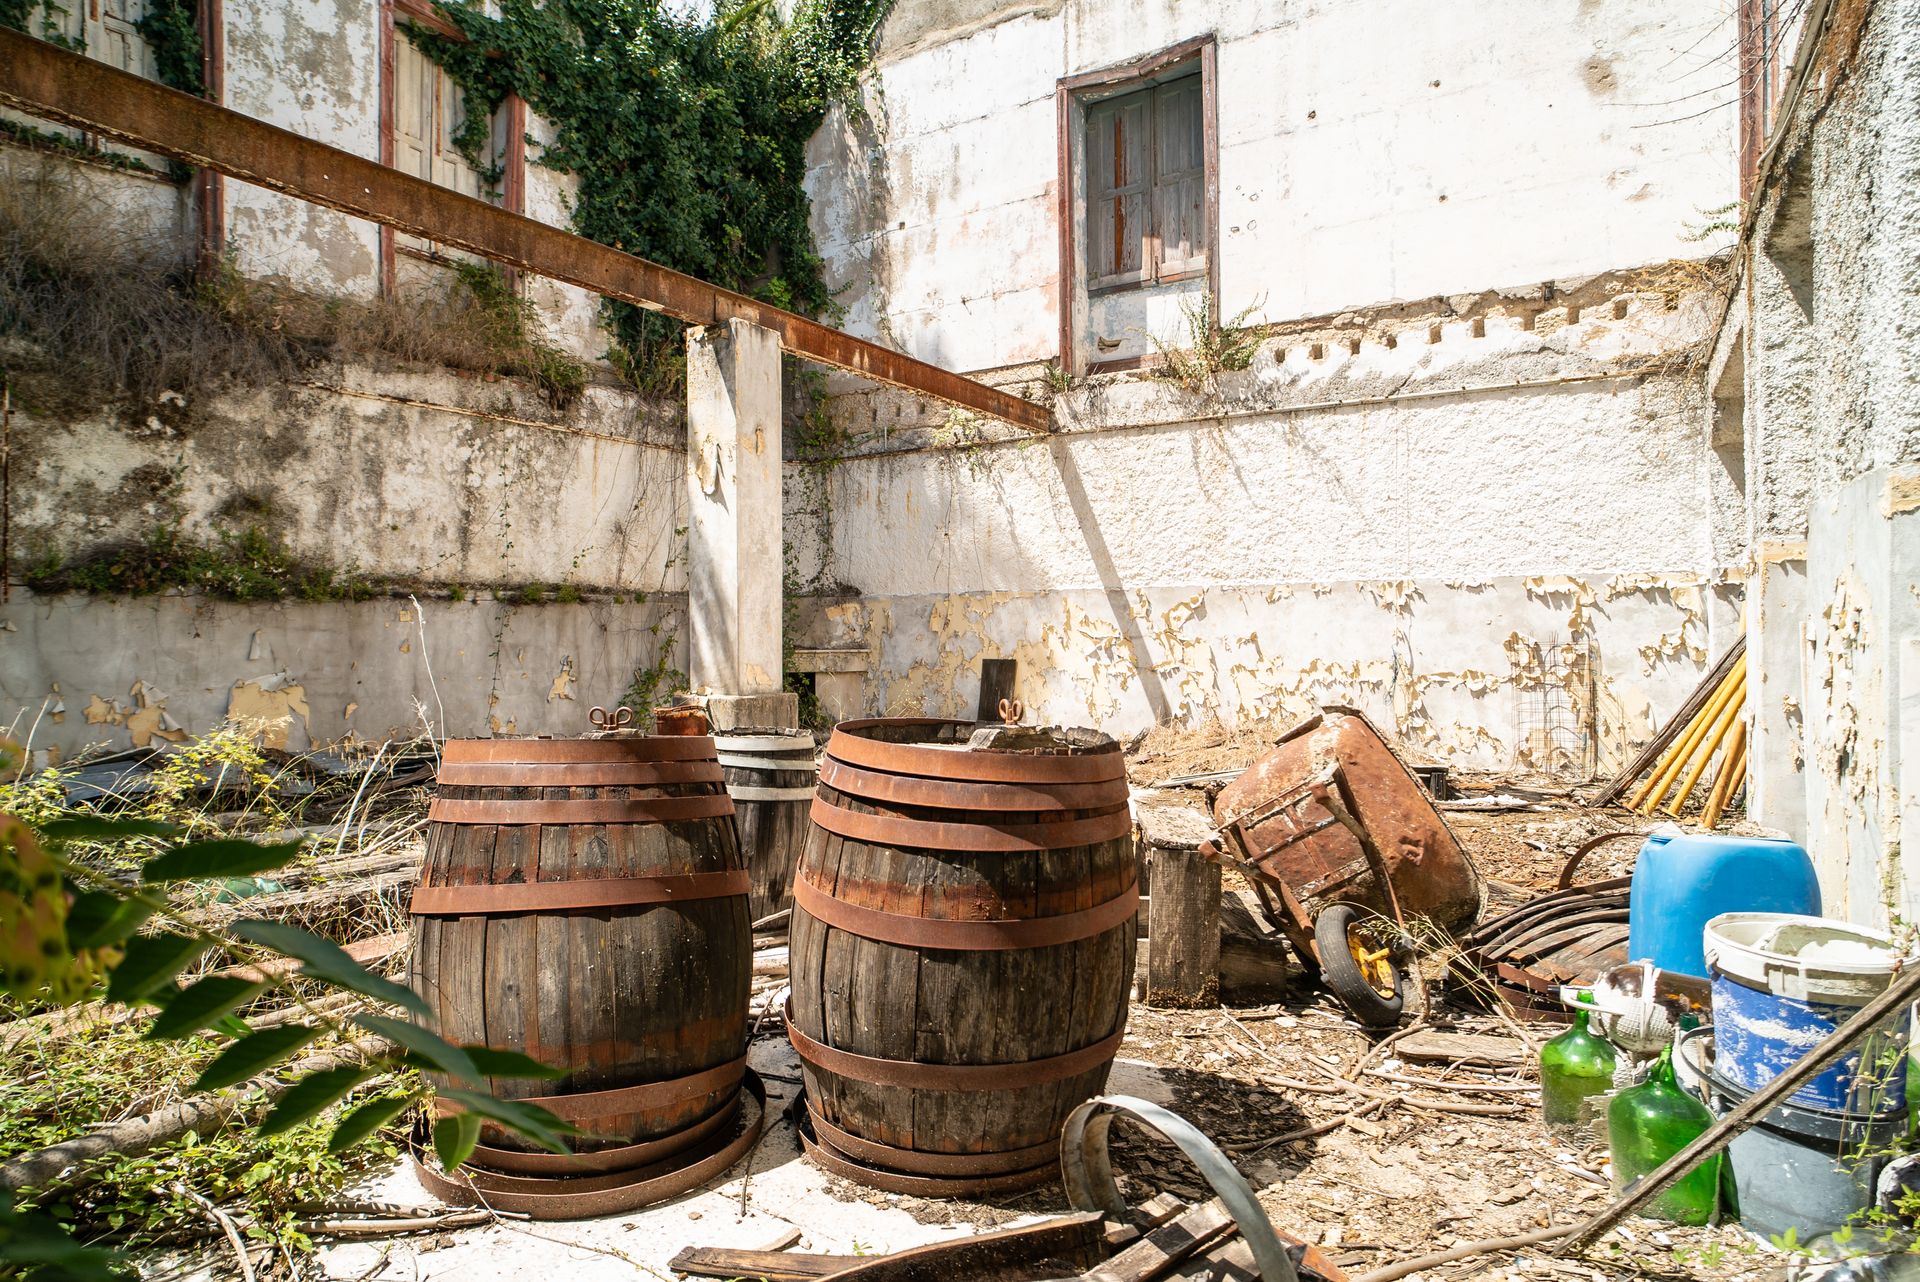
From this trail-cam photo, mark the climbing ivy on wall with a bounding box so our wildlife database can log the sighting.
[134,0,204,96]
[2,1,201,91]
[409,0,890,383]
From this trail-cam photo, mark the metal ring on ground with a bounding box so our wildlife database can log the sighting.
[798,1110,1056,1197]
[464,1088,741,1176]
[805,1103,1060,1178]
[410,1069,766,1220]
[1060,1095,1298,1282]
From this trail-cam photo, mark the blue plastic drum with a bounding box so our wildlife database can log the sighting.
[1626,830,1819,979]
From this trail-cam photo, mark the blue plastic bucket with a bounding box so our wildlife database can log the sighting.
[1628,830,1819,979]
[1704,913,1911,1115]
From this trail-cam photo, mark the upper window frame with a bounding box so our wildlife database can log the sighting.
[1056,34,1219,374]
[379,0,527,293]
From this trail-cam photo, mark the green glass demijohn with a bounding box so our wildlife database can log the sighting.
[1540,1005,1616,1134]
[1606,1045,1719,1225]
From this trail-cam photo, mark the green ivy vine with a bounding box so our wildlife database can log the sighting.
[134,0,204,96]
[407,0,890,384]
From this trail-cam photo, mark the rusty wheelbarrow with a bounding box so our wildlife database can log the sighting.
[1202,708,1485,1027]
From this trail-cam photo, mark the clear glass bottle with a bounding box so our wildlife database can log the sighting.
[1606,1045,1719,1225]
[1540,1007,1616,1135]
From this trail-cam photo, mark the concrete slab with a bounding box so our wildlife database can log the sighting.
[312,1040,1178,1280]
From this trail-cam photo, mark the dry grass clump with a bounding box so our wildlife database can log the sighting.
[0,157,586,412]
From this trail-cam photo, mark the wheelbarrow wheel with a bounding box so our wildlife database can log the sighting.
[1315,904,1406,1028]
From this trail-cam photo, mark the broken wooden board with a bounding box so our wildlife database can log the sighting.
[671,1214,1109,1282]
[667,1246,849,1280]
[1394,1030,1530,1068]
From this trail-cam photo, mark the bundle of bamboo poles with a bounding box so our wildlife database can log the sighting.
[1625,649,1748,827]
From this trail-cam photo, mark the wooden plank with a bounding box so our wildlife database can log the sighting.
[0,30,1052,435]
[976,658,1019,722]
[1079,1200,1235,1282]
[668,1246,849,1280]
[1395,1030,1529,1068]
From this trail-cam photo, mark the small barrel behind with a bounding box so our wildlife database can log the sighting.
[409,734,758,1216]
[788,718,1137,1195]
[714,730,816,923]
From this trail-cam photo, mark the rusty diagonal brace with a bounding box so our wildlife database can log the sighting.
[0,29,1054,436]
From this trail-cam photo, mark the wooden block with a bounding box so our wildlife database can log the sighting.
[1146,844,1222,1008]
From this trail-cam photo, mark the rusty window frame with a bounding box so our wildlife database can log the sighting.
[1055,34,1219,374]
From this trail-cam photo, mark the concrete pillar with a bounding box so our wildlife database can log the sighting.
[686,318,797,731]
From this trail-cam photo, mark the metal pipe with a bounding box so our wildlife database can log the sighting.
[1701,720,1748,829]
[1632,653,1746,813]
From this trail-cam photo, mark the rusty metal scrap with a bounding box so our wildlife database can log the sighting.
[0,30,1052,435]
[1453,877,1632,1023]
[1206,707,1485,960]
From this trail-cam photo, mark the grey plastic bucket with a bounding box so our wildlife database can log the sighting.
[1690,1029,1903,1241]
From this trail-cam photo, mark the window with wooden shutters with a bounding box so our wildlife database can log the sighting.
[392,36,490,257]
[1085,72,1207,292]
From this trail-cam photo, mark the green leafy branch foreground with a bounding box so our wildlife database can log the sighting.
[0,769,570,1279]
[409,0,890,384]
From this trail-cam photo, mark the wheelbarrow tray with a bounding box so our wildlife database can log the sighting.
[1209,707,1485,954]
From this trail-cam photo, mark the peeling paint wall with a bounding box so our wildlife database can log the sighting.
[791,283,1735,770]
[12,361,685,591]
[1,593,685,760]
[1728,0,1920,924]
[792,0,1739,774]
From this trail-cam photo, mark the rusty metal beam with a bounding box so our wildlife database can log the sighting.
[0,29,1053,434]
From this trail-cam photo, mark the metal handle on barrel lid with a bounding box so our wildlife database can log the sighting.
[1060,1095,1299,1282]
[588,705,635,731]
[998,697,1024,724]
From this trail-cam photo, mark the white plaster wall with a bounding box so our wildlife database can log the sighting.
[222,0,385,297]
[13,363,686,594]
[795,291,1732,770]
[806,0,1740,372]
[0,593,685,760]
[1734,0,1920,918]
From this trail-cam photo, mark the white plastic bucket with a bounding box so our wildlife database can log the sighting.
[1705,913,1906,1003]
[1703,912,1910,1113]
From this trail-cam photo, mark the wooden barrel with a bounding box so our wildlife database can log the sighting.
[714,730,816,924]
[410,734,752,1187]
[788,718,1138,1195]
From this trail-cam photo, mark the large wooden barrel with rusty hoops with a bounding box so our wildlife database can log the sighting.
[407,716,763,1218]
[787,717,1138,1195]
[714,730,817,925]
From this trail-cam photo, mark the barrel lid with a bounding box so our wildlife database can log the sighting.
[825,718,1121,785]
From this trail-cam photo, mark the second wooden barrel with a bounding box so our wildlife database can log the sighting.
[410,734,751,1193]
[788,718,1138,1194]
[714,730,816,923]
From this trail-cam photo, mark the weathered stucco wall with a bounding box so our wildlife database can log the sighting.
[1730,0,1920,924]
[0,593,685,760]
[13,361,685,593]
[805,0,1738,373]
[793,277,1738,771]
